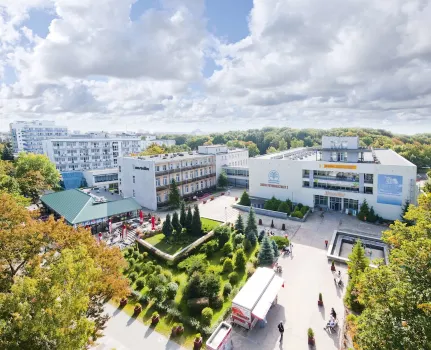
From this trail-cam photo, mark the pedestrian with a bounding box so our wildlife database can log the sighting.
[325,240,328,248]
[330,308,337,319]
[290,242,293,250]
[278,321,284,342]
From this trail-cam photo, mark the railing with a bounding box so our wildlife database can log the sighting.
[156,174,215,189]
[313,175,359,183]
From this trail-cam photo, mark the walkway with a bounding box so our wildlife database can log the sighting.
[92,303,186,350]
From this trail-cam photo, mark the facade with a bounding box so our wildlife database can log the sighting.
[119,152,217,210]
[249,136,417,220]
[83,168,119,190]
[10,120,68,154]
[42,137,142,172]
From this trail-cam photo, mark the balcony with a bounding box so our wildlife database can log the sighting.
[313,175,359,183]
[156,173,215,189]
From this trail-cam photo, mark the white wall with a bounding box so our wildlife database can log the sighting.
[249,157,417,220]
[119,157,157,210]
[83,168,119,188]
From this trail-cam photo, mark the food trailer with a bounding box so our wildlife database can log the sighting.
[231,267,284,329]
[206,322,233,350]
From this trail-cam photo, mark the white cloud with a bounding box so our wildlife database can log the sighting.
[1,0,431,133]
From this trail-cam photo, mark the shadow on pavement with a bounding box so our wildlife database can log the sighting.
[126,315,138,327]
[113,306,122,317]
[319,305,326,319]
[144,326,155,338]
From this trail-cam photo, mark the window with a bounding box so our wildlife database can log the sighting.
[163,177,168,185]
[314,195,328,206]
[343,198,359,210]
[303,181,310,187]
[185,185,189,193]
[133,176,135,184]
[164,193,168,202]
[176,174,180,182]
[157,195,161,203]
[200,181,204,189]
[133,190,135,197]
[190,171,193,178]
[156,178,160,186]
[170,163,173,170]
[200,169,203,176]
[156,166,160,172]
[191,184,194,192]
[195,170,198,177]
[163,165,167,171]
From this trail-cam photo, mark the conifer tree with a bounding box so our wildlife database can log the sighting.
[168,179,181,209]
[162,214,174,237]
[258,236,275,266]
[179,201,186,227]
[271,239,280,258]
[238,191,251,206]
[245,207,258,245]
[357,199,370,221]
[235,214,244,233]
[185,206,193,233]
[191,204,202,236]
[171,211,182,234]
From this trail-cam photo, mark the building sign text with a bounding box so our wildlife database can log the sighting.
[134,166,150,171]
[324,191,345,197]
[260,183,288,189]
[322,164,357,170]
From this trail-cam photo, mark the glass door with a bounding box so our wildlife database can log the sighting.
[330,197,342,211]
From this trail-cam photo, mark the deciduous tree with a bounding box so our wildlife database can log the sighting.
[217,170,228,189]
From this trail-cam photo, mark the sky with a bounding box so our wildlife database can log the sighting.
[1,0,431,134]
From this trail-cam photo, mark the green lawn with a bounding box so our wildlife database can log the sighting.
[201,218,222,232]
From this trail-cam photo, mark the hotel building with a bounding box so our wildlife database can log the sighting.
[248,136,417,220]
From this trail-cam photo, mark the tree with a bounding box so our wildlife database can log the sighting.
[277,201,290,213]
[214,225,230,248]
[0,247,98,349]
[278,139,288,151]
[344,240,368,312]
[162,214,174,237]
[0,174,21,197]
[0,192,129,343]
[271,240,280,258]
[1,142,14,161]
[350,195,431,350]
[168,179,181,209]
[235,214,244,233]
[141,143,165,155]
[247,142,260,157]
[185,206,193,233]
[238,191,251,206]
[222,258,234,273]
[217,170,228,189]
[191,204,202,236]
[15,153,60,201]
[179,201,186,227]
[266,146,277,154]
[357,199,370,221]
[400,200,414,226]
[245,207,258,245]
[258,236,275,266]
[234,249,246,271]
[171,211,182,234]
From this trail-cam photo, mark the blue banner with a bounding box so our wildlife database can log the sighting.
[377,174,403,206]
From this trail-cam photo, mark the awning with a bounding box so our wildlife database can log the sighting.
[251,275,284,320]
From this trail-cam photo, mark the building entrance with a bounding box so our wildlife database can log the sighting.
[329,197,342,211]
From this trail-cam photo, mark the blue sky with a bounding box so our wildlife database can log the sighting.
[1,0,431,134]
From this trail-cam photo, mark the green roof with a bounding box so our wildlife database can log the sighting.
[41,189,141,224]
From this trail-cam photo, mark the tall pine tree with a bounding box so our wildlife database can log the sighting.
[245,207,258,245]
[271,239,280,258]
[357,200,370,221]
[168,179,181,209]
[171,211,182,234]
[179,201,186,227]
[258,236,275,266]
[162,214,174,237]
[235,214,244,233]
[185,206,193,233]
[191,204,202,236]
[238,191,251,206]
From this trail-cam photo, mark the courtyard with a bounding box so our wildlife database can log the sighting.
[96,189,386,350]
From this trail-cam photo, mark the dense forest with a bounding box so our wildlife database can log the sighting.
[158,128,431,169]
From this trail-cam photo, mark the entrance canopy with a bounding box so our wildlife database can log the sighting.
[252,274,284,320]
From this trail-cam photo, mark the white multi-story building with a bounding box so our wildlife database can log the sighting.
[42,137,142,172]
[198,145,249,180]
[248,136,417,220]
[119,152,217,210]
[10,120,68,154]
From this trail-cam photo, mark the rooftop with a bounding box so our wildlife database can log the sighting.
[256,147,415,166]
[41,189,141,224]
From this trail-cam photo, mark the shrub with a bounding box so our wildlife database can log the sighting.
[139,294,150,306]
[201,307,213,326]
[222,242,233,255]
[138,254,146,262]
[235,243,244,251]
[301,205,309,214]
[228,272,239,284]
[249,256,258,267]
[214,225,231,247]
[133,263,142,273]
[247,266,256,278]
[128,258,136,269]
[142,252,149,259]
[271,236,289,249]
[162,270,173,281]
[155,265,163,274]
[147,274,159,290]
[188,297,210,314]
[186,317,201,330]
[157,274,168,284]
[129,272,138,282]
[178,254,208,274]
[166,282,179,299]
[258,230,265,243]
[201,273,221,298]
[234,249,247,271]
[297,203,303,210]
[201,240,218,257]
[244,238,252,252]
[223,282,232,296]
[222,258,234,273]
[167,306,181,318]
[219,256,227,264]
[291,211,304,219]
[132,251,140,260]
[126,246,134,256]
[152,285,166,300]
[135,277,145,290]
[210,295,224,309]
[233,233,245,248]
[227,252,234,259]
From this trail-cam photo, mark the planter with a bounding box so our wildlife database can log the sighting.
[151,316,160,325]
[235,197,238,201]
[308,337,315,345]
[134,305,142,315]
[210,196,215,200]
[176,325,184,335]
[221,192,225,196]
[119,298,128,307]
[258,219,262,225]
[318,300,323,306]
[203,200,207,204]
[331,262,336,271]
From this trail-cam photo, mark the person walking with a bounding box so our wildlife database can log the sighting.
[330,308,337,319]
[278,321,284,342]
[325,240,328,248]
